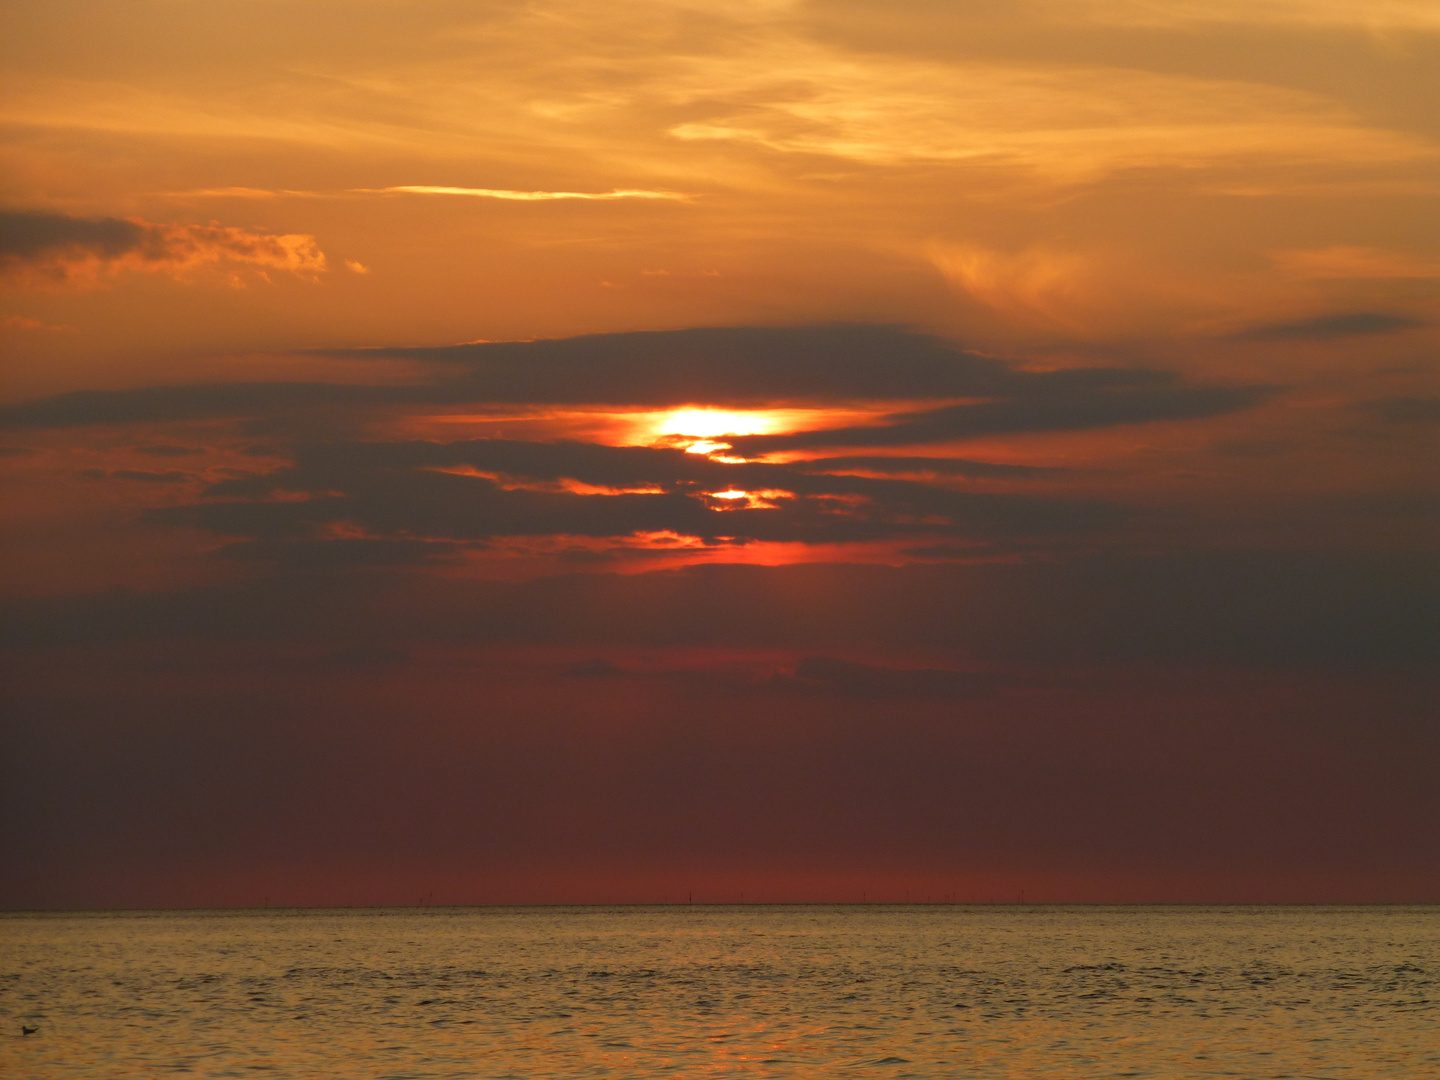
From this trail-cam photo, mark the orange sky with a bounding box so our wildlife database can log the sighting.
[1,0,1436,908]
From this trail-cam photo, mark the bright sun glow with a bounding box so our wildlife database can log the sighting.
[655,408,784,438]
[682,439,733,456]
[620,405,892,454]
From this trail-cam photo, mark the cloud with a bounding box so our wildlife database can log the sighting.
[328,324,1012,405]
[0,332,1266,557]
[728,376,1267,452]
[5,323,1257,424]
[169,435,1121,552]
[109,469,194,483]
[331,325,1267,423]
[0,382,444,430]
[1,209,143,262]
[799,456,1064,478]
[161,467,1107,550]
[1232,311,1426,341]
[926,242,1283,338]
[1068,0,1440,30]
[1364,396,1440,424]
[162,185,691,205]
[1271,246,1440,279]
[0,325,1008,427]
[0,208,326,288]
[929,244,1097,328]
[367,186,688,201]
[161,188,327,199]
[80,467,192,483]
[0,326,1267,489]
[2,314,74,332]
[662,27,1434,182]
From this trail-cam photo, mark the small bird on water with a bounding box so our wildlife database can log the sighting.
[21,1025,38,1035]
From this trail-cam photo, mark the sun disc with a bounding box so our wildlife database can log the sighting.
[656,408,780,438]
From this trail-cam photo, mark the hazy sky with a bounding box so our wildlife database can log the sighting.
[1,0,1436,908]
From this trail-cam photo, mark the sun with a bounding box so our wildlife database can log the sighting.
[654,408,784,438]
[621,404,883,454]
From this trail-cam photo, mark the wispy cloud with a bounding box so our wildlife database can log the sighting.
[662,39,1435,178]
[1232,312,1425,341]
[366,186,690,201]
[1,314,75,332]
[162,188,327,199]
[1063,0,1440,30]
[164,185,691,203]
[1272,247,1440,280]
[928,244,1097,329]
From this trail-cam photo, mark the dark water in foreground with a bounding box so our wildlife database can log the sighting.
[1,905,1435,1078]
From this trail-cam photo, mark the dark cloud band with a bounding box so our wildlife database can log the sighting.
[162,436,1121,549]
[1,325,1268,440]
[1232,312,1425,342]
[5,553,1433,667]
[0,209,145,262]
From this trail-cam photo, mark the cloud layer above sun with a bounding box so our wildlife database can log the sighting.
[3,0,1436,359]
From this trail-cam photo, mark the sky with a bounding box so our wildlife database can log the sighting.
[1,0,1436,908]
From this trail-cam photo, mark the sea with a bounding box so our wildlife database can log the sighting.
[1,905,1435,1078]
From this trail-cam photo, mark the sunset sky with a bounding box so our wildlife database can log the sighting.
[2,0,1436,908]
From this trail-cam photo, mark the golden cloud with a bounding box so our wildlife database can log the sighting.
[371,186,689,201]
[0,210,327,290]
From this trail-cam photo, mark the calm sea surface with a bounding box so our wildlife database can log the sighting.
[1,905,1435,1078]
